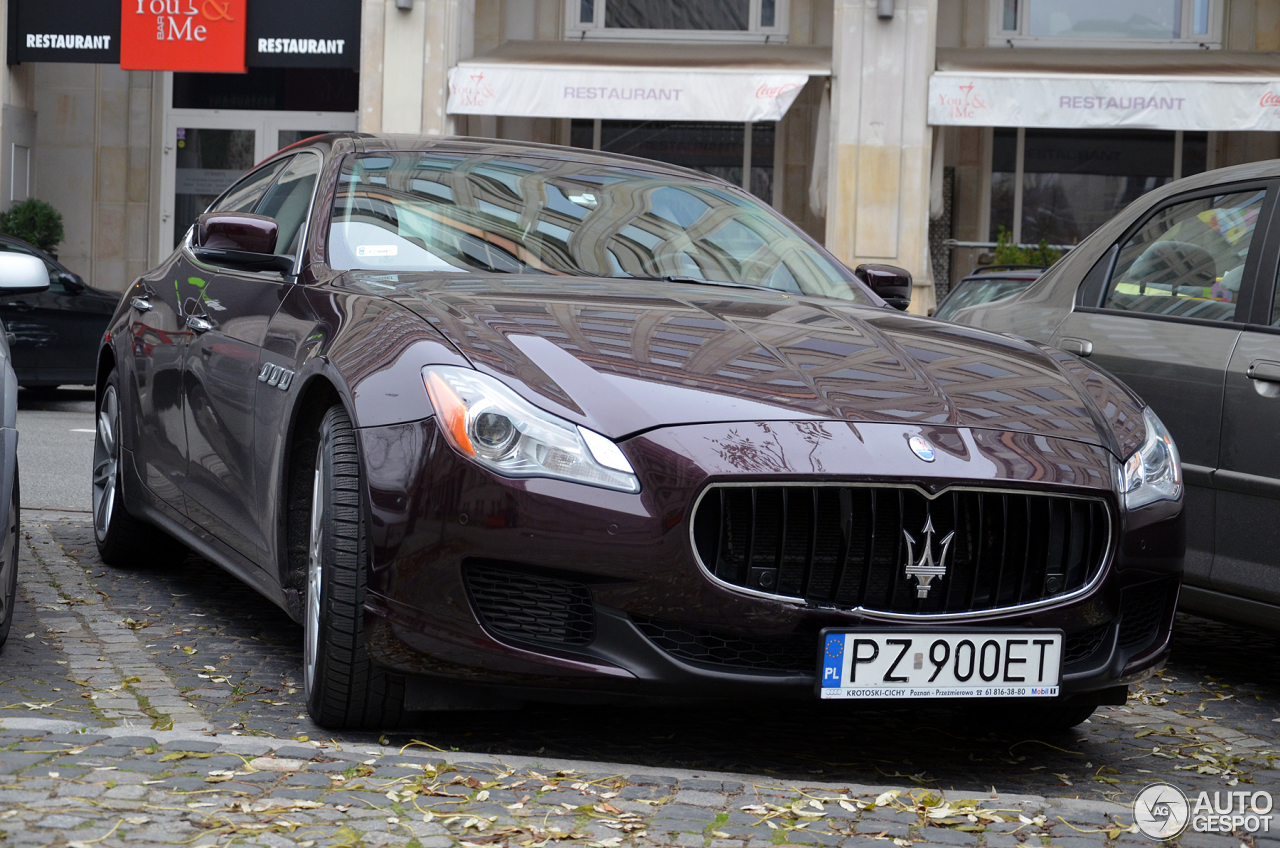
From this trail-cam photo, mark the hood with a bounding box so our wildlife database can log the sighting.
[351,274,1129,454]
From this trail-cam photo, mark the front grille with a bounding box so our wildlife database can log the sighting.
[692,485,1111,615]
[1063,622,1110,664]
[1118,580,1170,651]
[632,616,817,674]
[464,563,595,647]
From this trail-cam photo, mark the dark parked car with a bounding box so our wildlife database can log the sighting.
[0,236,116,387]
[950,160,1280,631]
[933,265,1044,321]
[93,134,1183,730]
[0,252,52,647]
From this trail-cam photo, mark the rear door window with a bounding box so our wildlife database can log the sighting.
[1103,189,1266,323]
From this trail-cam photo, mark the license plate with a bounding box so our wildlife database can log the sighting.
[817,630,1063,699]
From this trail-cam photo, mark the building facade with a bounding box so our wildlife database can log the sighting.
[1,0,1278,316]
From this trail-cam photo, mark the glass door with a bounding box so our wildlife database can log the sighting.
[161,100,356,253]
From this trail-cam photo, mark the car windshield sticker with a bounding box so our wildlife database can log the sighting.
[356,245,398,258]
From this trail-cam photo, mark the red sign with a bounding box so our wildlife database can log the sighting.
[120,0,247,72]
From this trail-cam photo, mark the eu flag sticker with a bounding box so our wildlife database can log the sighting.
[822,633,844,687]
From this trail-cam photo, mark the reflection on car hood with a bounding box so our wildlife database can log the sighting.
[349,273,1128,452]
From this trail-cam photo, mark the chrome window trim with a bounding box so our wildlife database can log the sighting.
[687,480,1115,622]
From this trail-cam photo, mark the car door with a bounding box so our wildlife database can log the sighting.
[132,158,290,521]
[1050,182,1273,588]
[37,277,119,386]
[182,153,318,563]
[1212,226,1280,606]
[124,260,190,509]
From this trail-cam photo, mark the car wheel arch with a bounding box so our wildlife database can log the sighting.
[278,371,349,619]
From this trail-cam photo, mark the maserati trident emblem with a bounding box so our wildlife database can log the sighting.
[903,514,955,598]
[908,435,936,462]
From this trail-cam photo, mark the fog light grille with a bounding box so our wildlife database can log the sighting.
[632,616,817,674]
[464,563,595,647]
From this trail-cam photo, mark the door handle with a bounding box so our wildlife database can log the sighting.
[130,296,152,312]
[1,302,32,312]
[185,314,212,333]
[1246,360,1280,383]
[1059,337,1094,357]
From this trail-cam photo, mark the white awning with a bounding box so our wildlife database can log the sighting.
[928,49,1280,132]
[448,41,829,123]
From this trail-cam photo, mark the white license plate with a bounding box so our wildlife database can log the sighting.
[818,630,1063,699]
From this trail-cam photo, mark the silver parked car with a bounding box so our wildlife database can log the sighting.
[950,160,1280,630]
[0,252,52,648]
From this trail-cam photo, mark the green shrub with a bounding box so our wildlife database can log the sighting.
[0,199,64,256]
[993,226,1061,267]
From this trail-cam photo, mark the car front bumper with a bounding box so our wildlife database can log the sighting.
[358,416,1184,705]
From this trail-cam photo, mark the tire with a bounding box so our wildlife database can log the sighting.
[0,470,19,649]
[92,369,185,566]
[303,404,404,730]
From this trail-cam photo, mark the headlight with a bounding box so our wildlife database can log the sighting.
[422,366,640,493]
[1120,408,1181,510]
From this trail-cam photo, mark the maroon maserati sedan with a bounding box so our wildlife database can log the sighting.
[91,134,1183,730]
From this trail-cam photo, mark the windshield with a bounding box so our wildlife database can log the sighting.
[933,276,1036,321]
[327,151,869,302]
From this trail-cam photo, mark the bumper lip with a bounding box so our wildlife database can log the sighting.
[371,602,1171,703]
[688,480,1117,622]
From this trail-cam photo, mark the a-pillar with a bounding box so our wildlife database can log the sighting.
[825,0,937,315]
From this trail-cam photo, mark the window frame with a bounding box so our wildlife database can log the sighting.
[1077,179,1278,330]
[565,0,789,42]
[988,0,1224,49]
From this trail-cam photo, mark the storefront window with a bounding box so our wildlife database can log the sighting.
[174,129,256,246]
[989,128,1207,246]
[567,0,787,39]
[173,68,358,112]
[570,120,775,205]
[992,0,1221,46]
[607,0,748,29]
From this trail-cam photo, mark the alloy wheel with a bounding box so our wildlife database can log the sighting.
[303,459,324,698]
[92,385,119,541]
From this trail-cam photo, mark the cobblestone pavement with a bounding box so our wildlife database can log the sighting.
[2,511,1280,848]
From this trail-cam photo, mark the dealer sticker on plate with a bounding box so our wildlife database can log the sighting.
[818,630,1063,699]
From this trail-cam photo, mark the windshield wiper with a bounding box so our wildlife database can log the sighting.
[632,275,777,292]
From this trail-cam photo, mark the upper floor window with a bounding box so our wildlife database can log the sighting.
[567,0,789,42]
[991,0,1222,48]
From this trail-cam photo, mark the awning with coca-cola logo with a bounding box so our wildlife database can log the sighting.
[929,49,1280,132]
[447,41,829,123]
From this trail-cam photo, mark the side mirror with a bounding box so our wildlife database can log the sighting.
[0,253,50,294]
[193,212,295,274]
[855,263,912,311]
[58,271,85,292]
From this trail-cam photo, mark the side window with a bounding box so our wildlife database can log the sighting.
[255,154,320,255]
[214,158,290,215]
[1103,189,1266,323]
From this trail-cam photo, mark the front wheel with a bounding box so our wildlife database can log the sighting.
[302,404,404,729]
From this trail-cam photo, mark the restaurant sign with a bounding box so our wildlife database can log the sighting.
[7,0,120,64]
[930,72,1280,132]
[447,66,811,123]
[120,0,248,72]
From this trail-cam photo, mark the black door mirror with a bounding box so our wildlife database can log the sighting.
[193,211,294,273]
[855,263,912,311]
[58,271,85,292]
